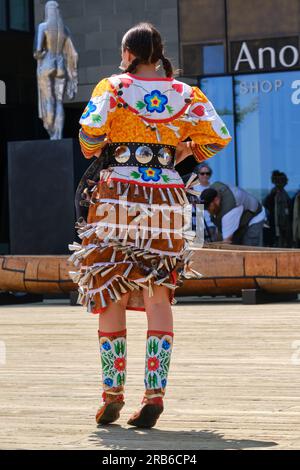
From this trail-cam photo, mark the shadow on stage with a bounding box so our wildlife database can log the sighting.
[88,426,277,450]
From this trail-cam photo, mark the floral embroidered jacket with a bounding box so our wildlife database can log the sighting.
[79,72,232,188]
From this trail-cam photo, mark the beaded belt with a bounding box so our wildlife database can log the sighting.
[104,142,176,169]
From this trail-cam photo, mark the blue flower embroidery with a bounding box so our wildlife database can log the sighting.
[101,341,111,351]
[139,167,162,182]
[81,100,97,119]
[144,90,168,113]
[161,378,167,388]
[162,339,171,350]
[104,378,113,387]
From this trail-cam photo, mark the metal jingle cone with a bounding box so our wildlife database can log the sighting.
[91,265,106,276]
[108,179,114,189]
[155,275,169,285]
[117,181,122,195]
[111,283,121,301]
[118,280,128,294]
[140,228,147,249]
[121,183,130,198]
[149,187,153,205]
[159,187,167,202]
[110,247,117,262]
[167,234,173,249]
[122,279,135,291]
[99,289,107,308]
[123,263,133,277]
[100,265,115,277]
[148,279,154,297]
[106,286,116,302]
[174,187,185,205]
[144,237,152,250]
[180,188,190,204]
[166,188,176,205]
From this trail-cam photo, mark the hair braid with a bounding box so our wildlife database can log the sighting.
[160,54,173,78]
[121,23,174,78]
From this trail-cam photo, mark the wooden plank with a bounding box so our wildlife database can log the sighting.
[0,256,26,291]
[191,250,245,277]
[24,258,39,292]
[244,252,277,277]
[257,278,300,293]
[277,253,300,278]
[2,248,300,297]
[37,258,60,293]
[214,277,256,292]
[59,259,76,293]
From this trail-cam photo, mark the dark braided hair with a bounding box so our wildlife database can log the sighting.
[122,22,174,78]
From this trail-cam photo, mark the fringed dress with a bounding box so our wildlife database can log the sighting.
[68,72,232,313]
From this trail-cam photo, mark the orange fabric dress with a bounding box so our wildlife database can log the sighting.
[68,72,232,313]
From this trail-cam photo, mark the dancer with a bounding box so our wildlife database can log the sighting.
[68,22,231,428]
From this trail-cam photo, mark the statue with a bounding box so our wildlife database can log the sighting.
[33,1,78,140]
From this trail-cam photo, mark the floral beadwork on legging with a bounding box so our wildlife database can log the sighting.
[144,330,174,393]
[98,329,127,390]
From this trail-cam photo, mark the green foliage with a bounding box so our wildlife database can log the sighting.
[114,341,121,355]
[221,126,229,135]
[91,114,102,123]
[161,175,170,183]
[136,100,146,110]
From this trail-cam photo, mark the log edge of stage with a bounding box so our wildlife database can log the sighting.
[1,245,300,297]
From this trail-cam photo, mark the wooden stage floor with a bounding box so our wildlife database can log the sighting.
[0,297,300,450]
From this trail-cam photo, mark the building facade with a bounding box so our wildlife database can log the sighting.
[179,0,300,201]
[0,0,36,252]
[1,0,300,251]
[34,0,180,103]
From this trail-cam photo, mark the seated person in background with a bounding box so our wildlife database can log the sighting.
[200,182,266,246]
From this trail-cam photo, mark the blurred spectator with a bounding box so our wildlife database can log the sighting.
[193,164,217,241]
[182,164,217,241]
[263,170,293,248]
[293,189,300,248]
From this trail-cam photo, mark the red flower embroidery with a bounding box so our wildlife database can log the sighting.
[121,78,133,88]
[172,83,183,93]
[114,357,126,371]
[192,105,205,117]
[148,357,160,371]
[110,96,117,108]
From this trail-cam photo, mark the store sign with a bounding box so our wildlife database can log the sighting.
[0,80,6,104]
[231,37,300,73]
[291,80,300,104]
[237,77,300,105]
[238,79,283,94]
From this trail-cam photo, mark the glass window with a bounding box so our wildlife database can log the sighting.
[227,0,300,40]
[0,0,6,30]
[182,44,201,76]
[235,71,300,200]
[179,0,225,43]
[203,44,225,75]
[199,76,236,185]
[9,0,30,31]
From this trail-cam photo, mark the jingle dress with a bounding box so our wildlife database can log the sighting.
[68,72,232,314]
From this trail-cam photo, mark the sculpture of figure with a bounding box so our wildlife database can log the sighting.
[33,1,78,140]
